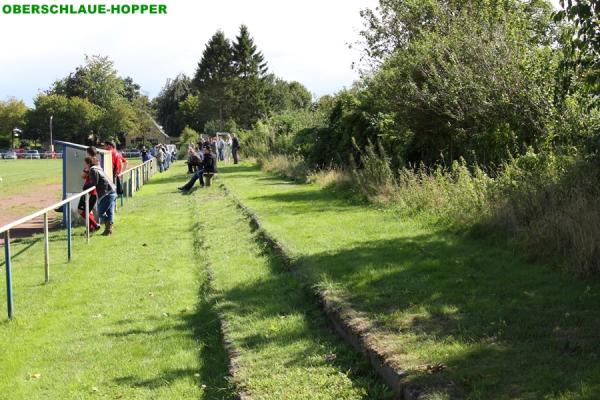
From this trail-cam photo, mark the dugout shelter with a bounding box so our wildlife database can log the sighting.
[55,141,113,222]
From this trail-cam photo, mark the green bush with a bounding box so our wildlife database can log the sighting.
[260,154,311,183]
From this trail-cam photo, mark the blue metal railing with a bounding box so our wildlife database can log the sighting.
[0,187,96,320]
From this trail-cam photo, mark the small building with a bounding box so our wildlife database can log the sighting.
[124,115,173,148]
[55,140,112,224]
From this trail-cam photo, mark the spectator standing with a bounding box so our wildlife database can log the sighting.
[141,146,151,162]
[87,156,117,236]
[231,135,240,164]
[209,137,218,157]
[217,136,226,162]
[156,145,166,172]
[104,140,127,194]
[162,145,171,170]
[77,147,100,231]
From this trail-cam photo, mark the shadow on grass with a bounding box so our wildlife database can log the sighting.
[145,172,191,186]
[215,161,600,397]
[298,234,600,398]
[212,237,393,399]
[0,238,40,267]
[110,221,234,398]
[110,291,235,399]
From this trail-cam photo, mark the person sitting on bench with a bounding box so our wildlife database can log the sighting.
[177,146,216,192]
[186,145,203,174]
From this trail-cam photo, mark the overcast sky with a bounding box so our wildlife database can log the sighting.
[0,0,564,106]
[0,0,379,106]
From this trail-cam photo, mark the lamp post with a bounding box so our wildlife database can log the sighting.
[49,115,54,153]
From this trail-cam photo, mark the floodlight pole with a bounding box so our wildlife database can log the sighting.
[49,115,54,153]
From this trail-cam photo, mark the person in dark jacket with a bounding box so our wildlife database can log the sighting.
[78,150,100,232]
[141,146,151,162]
[186,145,203,174]
[177,147,216,192]
[231,135,240,164]
[87,156,117,235]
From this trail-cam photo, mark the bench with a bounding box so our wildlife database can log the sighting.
[203,172,216,187]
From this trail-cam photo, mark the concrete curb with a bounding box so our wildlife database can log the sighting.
[219,183,423,400]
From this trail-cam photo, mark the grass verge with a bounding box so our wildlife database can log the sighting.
[219,162,600,400]
[0,165,234,399]
[192,185,393,399]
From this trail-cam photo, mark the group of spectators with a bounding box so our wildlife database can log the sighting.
[188,134,240,168]
[72,135,238,232]
[77,141,127,236]
[178,134,239,192]
[150,144,176,173]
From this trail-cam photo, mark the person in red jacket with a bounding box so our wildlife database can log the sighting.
[104,140,128,194]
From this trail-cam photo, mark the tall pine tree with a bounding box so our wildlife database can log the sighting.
[232,25,269,129]
[193,30,235,131]
[154,73,192,136]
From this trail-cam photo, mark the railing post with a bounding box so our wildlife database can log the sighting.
[66,202,72,262]
[85,193,90,244]
[44,213,50,283]
[4,231,13,320]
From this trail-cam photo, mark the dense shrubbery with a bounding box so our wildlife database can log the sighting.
[260,147,600,275]
[244,1,600,275]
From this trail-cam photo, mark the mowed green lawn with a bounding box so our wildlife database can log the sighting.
[196,189,392,399]
[0,166,234,399]
[219,163,600,400]
[0,163,391,400]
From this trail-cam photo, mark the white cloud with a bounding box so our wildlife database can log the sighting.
[0,0,377,105]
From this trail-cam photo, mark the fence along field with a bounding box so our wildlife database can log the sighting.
[0,154,155,319]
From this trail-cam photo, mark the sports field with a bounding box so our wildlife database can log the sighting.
[0,159,62,228]
[0,158,142,230]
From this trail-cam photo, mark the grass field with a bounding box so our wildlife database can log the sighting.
[0,166,233,399]
[196,188,392,399]
[218,163,600,400]
[0,163,391,399]
[0,158,143,199]
[0,158,143,226]
[0,159,62,196]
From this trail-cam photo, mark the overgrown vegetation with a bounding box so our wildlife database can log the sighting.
[220,163,600,399]
[235,0,600,276]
